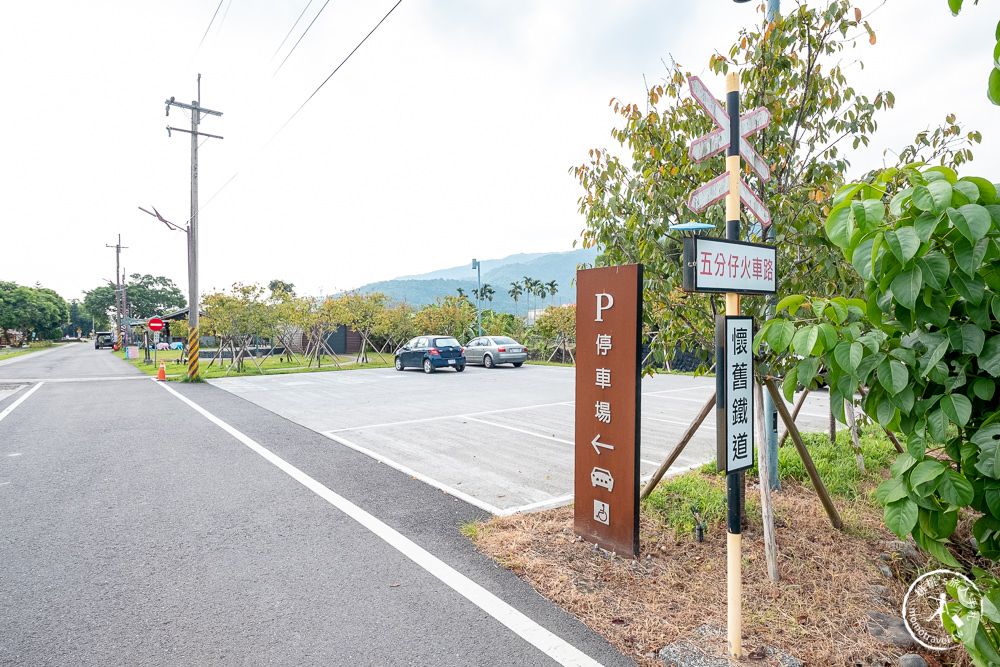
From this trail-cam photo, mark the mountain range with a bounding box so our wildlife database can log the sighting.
[348,247,599,314]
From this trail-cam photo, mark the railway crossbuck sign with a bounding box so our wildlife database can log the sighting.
[686,76,772,226]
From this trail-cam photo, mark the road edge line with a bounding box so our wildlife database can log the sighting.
[157,382,604,667]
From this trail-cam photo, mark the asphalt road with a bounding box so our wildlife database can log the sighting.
[0,344,634,666]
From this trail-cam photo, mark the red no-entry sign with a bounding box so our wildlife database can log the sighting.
[148,318,165,332]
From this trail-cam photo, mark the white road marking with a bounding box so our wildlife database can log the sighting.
[322,431,504,516]
[0,376,148,383]
[507,494,575,514]
[646,415,699,427]
[0,382,44,424]
[158,381,602,667]
[463,416,574,446]
[325,400,575,434]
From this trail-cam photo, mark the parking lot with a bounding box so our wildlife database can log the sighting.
[210,365,832,515]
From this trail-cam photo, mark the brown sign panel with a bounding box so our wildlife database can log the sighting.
[574,264,642,557]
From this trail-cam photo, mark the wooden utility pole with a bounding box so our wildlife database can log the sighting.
[165,74,223,380]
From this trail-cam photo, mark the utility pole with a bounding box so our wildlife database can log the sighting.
[106,235,127,347]
[165,74,223,380]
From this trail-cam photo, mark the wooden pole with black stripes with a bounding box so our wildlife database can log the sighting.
[723,70,743,660]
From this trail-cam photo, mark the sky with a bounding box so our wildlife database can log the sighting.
[1,0,998,304]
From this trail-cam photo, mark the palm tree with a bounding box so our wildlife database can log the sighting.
[532,279,545,313]
[481,283,495,305]
[522,276,534,317]
[545,280,558,306]
[456,287,466,298]
[508,281,523,319]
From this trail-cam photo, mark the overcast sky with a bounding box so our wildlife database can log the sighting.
[1,0,997,303]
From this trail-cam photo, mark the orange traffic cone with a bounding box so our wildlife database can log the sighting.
[157,361,166,381]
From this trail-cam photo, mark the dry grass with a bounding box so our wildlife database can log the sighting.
[472,476,974,666]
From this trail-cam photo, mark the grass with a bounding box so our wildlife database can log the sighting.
[645,423,896,536]
[111,348,395,379]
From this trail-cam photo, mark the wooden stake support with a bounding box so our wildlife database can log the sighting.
[639,391,715,500]
[764,377,843,530]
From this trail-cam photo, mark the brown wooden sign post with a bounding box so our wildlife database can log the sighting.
[574,264,643,558]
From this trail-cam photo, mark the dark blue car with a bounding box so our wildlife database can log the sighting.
[395,335,466,373]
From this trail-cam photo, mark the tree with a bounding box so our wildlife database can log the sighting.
[573,1,899,369]
[481,283,495,305]
[414,295,476,339]
[63,299,92,337]
[531,304,576,363]
[545,280,558,306]
[0,283,69,341]
[268,279,296,298]
[121,274,186,319]
[334,290,390,363]
[456,287,467,298]
[760,164,1000,661]
[82,285,115,330]
[508,281,523,318]
[202,283,273,374]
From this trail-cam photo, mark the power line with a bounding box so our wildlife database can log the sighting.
[198,0,404,214]
[273,0,331,76]
[272,0,316,62]
[196,0,226,53]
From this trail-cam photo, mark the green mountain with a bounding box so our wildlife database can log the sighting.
[351,248,598,314]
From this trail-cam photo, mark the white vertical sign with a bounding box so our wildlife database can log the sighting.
[725,317,754,473]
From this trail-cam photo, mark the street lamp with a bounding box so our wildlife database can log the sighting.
[471,259,482,337]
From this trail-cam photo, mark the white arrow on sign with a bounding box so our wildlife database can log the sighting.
[591,434,614,455]
[688,76,772,183]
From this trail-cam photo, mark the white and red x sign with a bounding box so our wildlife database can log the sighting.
[686,76,772,226]
[688,76,771,181]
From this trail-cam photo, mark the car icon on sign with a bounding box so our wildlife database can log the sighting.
[590,467,614,492]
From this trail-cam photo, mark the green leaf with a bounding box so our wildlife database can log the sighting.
[884,498,918,537]
[877,358,909,395]
[884,227,921,264]
[890,268,923,311]
[834,341,863,374]
[797,357,820,387]
[825,205,854,248]
[950,205,993,242]
[981,336,1000,377]
[922,535,961,567]
[877,476,910,505]
[949,323,986,356]
[938,469,975,507]
[913,180,953,214]
[776,295,807,316]
[947,0,962,16]
[913,212,940,243]
[832,183,863,208]
[955,237,989,276]
[889,187,914,216]
[851,199,885,233]
[974,377,997,401]
[942,394,973,427]
[891,452,918,476]
[974,425,1000,479]
[915,252,949,290]
[850,237,877,281]
[910,460,946,488]
[791,325,819,356]
[766,319,794,352]
[823,299,848,324]
[781,366,798,403]
[989,67,1000,106]
[952,272,986,305]
[928,408,949,443]
[960,176,998,204]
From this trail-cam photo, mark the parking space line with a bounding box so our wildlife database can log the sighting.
[322,431,504,516]
[643,392,715,404]
[0,382,43,425]
[646,415,698,427]
[463,416,574,446]
[507,493,575,514]
[326,400,576,434]
[157,383,601,667]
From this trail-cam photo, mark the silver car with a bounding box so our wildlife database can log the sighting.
[464,335,527,368]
